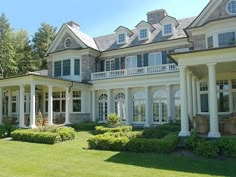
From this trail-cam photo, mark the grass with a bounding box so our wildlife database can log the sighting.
[0,131,236,177]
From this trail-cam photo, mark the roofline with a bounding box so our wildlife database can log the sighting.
[46,47,100,56]
[135,20,155,32]
[114,25,134,36]
[159,15,179,26]
[169,45,236,64]
[0,74,92,85]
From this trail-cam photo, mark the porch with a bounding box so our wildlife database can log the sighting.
[0,74,91,128]
[171,46,236,138]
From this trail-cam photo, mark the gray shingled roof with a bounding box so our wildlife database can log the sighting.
[66,24,99,51]
[94,17,196,52]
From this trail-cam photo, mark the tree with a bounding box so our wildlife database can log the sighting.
[0,13,16,77]
[13,29,36,74]
[32,22,56,69]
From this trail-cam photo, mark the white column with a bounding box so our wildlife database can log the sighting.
[48,86,53,125]
[107,89,112,114]
[30,83,36,128]
[19,85,25,127]
[196,80,201,114]
[179,66,190,137]
[0,88,2,124]
[125,88,130,125]
[8,89,12,117]
[192,76,197,117]
[187,71,193,120]
[92,90,96,122]
[207,63,220,138]
[65,88,71,124]
[166,85,172,122]
[145,86,150,127]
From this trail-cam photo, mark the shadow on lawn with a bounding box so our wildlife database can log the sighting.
[105,152,236,176]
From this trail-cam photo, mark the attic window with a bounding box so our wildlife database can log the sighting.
[139,28,148,40]
[64,37,72,48]
[164,24,172,35]
[227,0,236,15]
[118,33,126,44]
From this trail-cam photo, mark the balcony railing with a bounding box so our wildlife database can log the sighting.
[91,63,179,80]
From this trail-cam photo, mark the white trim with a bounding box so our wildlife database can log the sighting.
[138,28,150,41]
[226,0,236,15]
[117,32,127,45]
[64,37,72,48]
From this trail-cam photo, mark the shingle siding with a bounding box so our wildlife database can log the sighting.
[81,55,96,82]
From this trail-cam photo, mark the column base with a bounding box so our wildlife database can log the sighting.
[19,124,26,128]
[178,131,190,137]
[29,124,37,129]
[208,131,221,138]
[144,123,150,128]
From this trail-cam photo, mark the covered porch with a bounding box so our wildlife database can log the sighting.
[171,46,236,138]
[0,74,91,128]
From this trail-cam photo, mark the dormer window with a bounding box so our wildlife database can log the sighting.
[164,24,172,35]
[139,28,148,40]
[118,33,126,44]
[115,26,133,45]
[227,0,236,15]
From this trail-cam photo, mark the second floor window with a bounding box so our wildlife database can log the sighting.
[148,52,162,66]
[105,59,115,71]
[218,32,235,47]
[54,61,62,77]
[207,36,213,49]
[139,29,148,39]
[74,59,80,75]
[63,59,71,76]
[126,56,137,69]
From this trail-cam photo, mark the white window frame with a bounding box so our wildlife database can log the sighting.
[148,52,162,66]
[162,23,174,36]
[226,0,236,15]
[117,32,127,45]
[45,91,66,113]
[105,59,116,71]
[72,90,81,113]
[138,28,149,40]
[125,56,137,69]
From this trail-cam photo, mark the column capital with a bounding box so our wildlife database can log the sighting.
[48,85,53,89]
[187,70,192,75]
[207,62,217,67]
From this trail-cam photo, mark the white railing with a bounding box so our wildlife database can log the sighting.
[91,63,179,80]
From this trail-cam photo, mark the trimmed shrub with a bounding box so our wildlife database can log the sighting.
[126,132,179,153]
[0,124,7,138]
[56,127,75,141]
[105,131,142,139]
[11,130,61,144]
[219,137,236,157]
[195,140,220,158]
[0,124,18,138]
[70,122,105,131]
[185,131,204,150]
[95,125,132,134]
[142,127,168,139]
[88,134,129,151]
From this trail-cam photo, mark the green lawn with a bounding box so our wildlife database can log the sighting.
[0,132,236,177]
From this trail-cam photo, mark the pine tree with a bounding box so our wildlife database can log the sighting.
[32,22,57,69]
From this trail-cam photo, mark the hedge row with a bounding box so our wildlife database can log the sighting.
[185,133,236,158]
[88,132,178,153]
[71,122,105,131]
[11,127,75,144]
[95,125,132,134]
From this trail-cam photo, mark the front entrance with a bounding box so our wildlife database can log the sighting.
[98,94,108,121]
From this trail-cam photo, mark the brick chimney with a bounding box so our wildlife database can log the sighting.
[66,21,80,31]
[147,9,168,24]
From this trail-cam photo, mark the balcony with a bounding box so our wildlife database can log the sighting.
[91,63,179,80]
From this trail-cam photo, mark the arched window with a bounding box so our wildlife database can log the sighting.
[174,90,181,122]
[133,91,145,123]
[98,94,108,121]
[152,90,168,123]
[114,93,126,121]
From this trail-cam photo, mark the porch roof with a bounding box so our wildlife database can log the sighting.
[0,73,92,89]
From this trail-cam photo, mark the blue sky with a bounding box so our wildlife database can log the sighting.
[0,0,210,37]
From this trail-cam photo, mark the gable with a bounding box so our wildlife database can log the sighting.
[54,32,83,52]
[188,0,235,28]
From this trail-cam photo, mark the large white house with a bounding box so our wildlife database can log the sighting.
[0,0,236,138]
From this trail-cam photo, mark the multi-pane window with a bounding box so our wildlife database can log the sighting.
[12,96,17,113]
[207,36,213,49]
[227,0,236,14]
[217,80,229,112]
[45,91,65,113]
[164,24,172,35]
[63,59,71,76]
[139,29,148,39]
[148,52,162,66]
[98,94,108,121]
[115,93,126,121]
[218,32,236,47]
[200,82,209,112]
[133,91,145,123]
[72,91,81,112]
[105,59,116,71]
[126,56,137,69]
[118,33,126,44]
[74,59,80,75]
[54,61,62,77]
[174,90,181,122]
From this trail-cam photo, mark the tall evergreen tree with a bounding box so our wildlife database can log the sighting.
[0,13,16,77]
[32,22,57,69]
